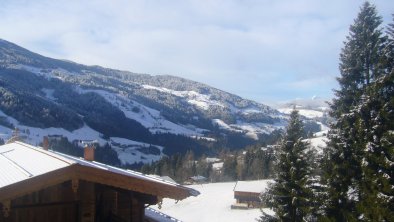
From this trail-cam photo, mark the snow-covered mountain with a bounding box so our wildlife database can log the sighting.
[275,97,331,125]
[0,39,291,164]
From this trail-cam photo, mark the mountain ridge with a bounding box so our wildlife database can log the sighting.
[0,39,303,165]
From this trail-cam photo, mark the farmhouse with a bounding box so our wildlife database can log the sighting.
[231,180,271,209]
[0,141,199,222]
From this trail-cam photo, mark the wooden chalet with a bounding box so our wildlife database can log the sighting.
[231,180,271,209]
[0,141,199,222]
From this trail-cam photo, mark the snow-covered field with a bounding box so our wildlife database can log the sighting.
[212,119,285,140]
[275,97,329,120]
[151,180,274,222]
[278,108,324,119]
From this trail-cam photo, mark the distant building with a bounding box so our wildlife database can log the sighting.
[231,180,272,209]
[205,157,221,163]
[0,141,199,222]
[73,139,99,148]
[185,175,208,184]
[212,162,224,172]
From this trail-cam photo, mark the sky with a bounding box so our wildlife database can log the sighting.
[0,0,393,105]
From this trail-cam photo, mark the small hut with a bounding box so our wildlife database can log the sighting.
[231,180,271,209]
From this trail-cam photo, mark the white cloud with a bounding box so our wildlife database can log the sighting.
[0,0,393,103]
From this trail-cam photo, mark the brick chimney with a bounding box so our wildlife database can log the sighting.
[42,136,49,151]
[84,144,95,161]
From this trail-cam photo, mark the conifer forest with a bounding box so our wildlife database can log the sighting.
[260,2,394,221]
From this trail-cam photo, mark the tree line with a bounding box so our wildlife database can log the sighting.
[140,146,277,184]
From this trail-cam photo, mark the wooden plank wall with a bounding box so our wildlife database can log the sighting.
[0,181,78,222]
[0,180,159,222]
[79,181,95,222]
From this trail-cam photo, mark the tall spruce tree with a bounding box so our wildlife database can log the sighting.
[356,15,394,221]
[322,2,385,220]
[260,110,313,222]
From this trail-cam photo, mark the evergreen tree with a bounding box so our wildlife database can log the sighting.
[223,155,237,181]
[322,2,386,220]
[260,110,313,221]
[243,150,253,179]
[356,15,394,221]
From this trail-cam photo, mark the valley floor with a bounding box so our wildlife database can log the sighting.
[151,180,273,222]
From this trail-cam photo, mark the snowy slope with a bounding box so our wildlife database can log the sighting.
[76,88,207,137]
[303,127,328,156]
[142,85,287,139]
[143,85,281,119]
[12,64,79,81]
[143,85,226,110]
[306,134,327,155]
[212,119,285,140]
[109,137,164,165]
[151,180,274,222]
[275,97,329,119]
[278,108,324,119]
[0,39,292,161]
[0,110,164,165]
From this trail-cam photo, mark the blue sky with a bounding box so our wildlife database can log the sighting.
[0,0,393,105]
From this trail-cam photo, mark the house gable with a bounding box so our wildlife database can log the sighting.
[0,142,198,222]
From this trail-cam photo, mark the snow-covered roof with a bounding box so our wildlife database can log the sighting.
[190,175,207,181]
[205,157,221,163]
[233,180,273,193]
[148,175,177,184]
[0,142,74,188]
[0,141,199,201]
[212,162,224,170]
[145,208,182,222]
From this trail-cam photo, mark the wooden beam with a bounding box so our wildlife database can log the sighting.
[74,165,192,200]
[0,164,196,203]
[131,191,157,205]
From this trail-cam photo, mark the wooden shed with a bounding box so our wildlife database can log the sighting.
[0,142,199,222]
[231,180,271,209]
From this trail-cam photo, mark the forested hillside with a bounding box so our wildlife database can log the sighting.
[0,39,320,165]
